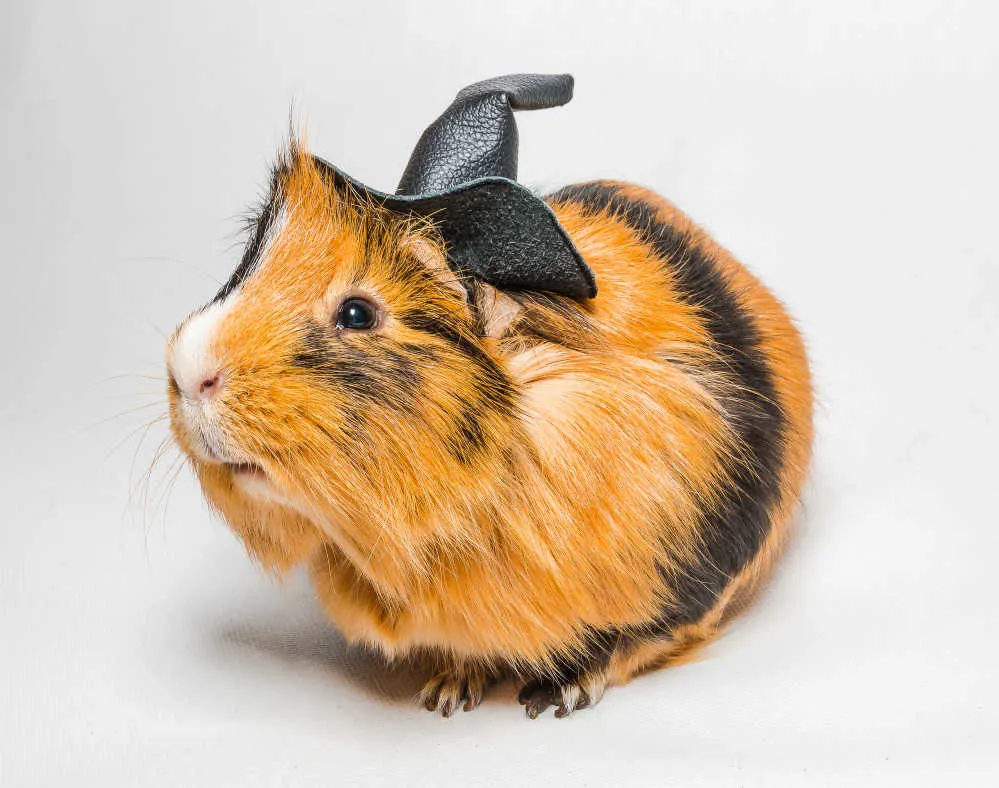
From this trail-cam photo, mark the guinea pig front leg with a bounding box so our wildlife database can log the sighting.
[517,669,609,719]
[418,659,496,717]
[517,631,621,719]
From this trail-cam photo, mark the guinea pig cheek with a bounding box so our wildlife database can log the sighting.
[195,424,306,515]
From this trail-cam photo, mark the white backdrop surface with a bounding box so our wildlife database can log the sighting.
[2,1,997,786]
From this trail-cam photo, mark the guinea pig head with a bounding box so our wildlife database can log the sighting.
[166,144,518,571]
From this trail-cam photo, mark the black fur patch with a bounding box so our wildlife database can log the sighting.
[398,342,441,363]
[395,312,516,415]
[292,322,424,413]
[503,291,599,351]
[396,310,517,465]
[214,167,285,304]
[518,627,621,706]
[548,182,787,632]
[545,627,620,684]
[449,399,490,465]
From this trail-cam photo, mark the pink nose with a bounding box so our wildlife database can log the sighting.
[198,374,221,397]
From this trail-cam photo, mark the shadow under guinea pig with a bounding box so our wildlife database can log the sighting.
[213,598,523,712]
[217,607,428,706]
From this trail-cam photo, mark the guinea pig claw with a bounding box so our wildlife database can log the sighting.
[555,690,590,718]
[440,694,461,718]
[518,680,556,719]
[462,683,484,713]
[419,665,490,717]
[519,679,592,719]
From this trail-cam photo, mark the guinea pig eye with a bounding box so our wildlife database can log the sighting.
[335,297,379,331]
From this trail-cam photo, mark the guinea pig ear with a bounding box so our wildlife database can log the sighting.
[402,235,469,302]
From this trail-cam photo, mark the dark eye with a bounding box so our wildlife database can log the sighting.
[336,297,379,330]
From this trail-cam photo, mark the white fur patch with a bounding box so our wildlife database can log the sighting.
[169,297,235,401]
[168,296,241,464]
[168,202,287,394]
[255,203,288,275]
[558,683,582,713]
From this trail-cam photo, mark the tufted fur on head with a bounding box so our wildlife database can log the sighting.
[167,138,813,716]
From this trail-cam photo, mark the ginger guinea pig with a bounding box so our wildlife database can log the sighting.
[166,74,813,718]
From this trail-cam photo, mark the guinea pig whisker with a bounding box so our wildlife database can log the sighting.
[84,401,169,433]
[144,445,186,539]
[154,453,190,535]
[101,372,169,383]
[125,255,224,289]
[114,413,171,532]
[104,413,169,464]
[132,432,177,535]
[103,390,173,400]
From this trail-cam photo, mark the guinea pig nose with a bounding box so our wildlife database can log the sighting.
[198,372,222,398]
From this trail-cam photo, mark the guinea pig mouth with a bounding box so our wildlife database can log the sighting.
[224,461,265,478]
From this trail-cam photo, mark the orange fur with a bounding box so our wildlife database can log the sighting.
[168,145,813,710]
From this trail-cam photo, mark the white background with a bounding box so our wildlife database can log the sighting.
[2,1,997,785]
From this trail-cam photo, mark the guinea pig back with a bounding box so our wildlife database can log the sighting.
[166,74,813,719]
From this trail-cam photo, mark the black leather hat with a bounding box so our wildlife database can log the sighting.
[313,74,597,300]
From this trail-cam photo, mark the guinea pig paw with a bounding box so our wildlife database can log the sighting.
[518,676,602,719]
[418,665,490,717]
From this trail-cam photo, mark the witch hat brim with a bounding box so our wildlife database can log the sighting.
[315,74,597,301]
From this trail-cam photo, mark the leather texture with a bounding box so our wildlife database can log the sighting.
[316,159,597,300]
[396,73,574,195]
[324,73,596,300]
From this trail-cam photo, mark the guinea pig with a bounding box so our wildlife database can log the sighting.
[166,74,813,719]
